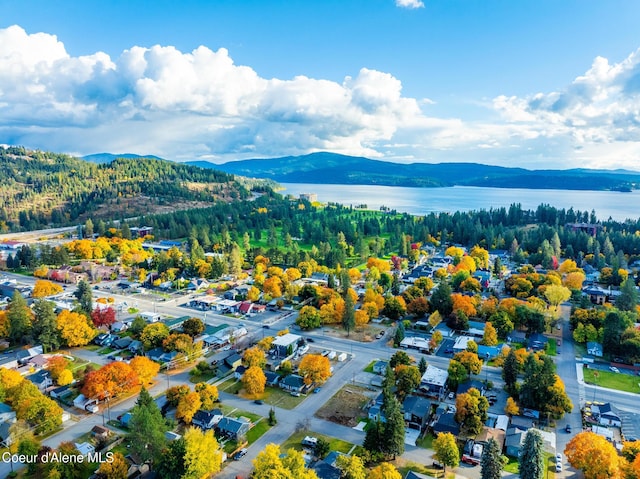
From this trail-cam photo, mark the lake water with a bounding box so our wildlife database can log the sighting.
[280,183,640,222]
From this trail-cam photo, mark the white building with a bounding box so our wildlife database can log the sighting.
[419,365,448,397]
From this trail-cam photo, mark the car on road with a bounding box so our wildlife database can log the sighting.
[306,338,315,343]
[313,387,321,393]
[376,330,385,339]
[233,448,248,460]
[253,399,263,405]
[555,463,563,473]
[556,453,562,464]
[610,366,620,373]
[565,424,572,433]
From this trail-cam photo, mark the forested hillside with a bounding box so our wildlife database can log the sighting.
[0,146,248,231]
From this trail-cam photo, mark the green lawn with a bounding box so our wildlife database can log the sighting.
[397,463,452,479]
[504,456,519,473]
[584,368,640,394]
[363,361,376,373]
[415,432,435,449]
[547,339,557,356]
[281,430,355,454]
[246,419,271,444]
[504,452,557,477]
[262,386,306,409]
[188,370,216,383]
[219,377,243,394]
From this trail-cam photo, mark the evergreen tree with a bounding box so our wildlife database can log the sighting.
[502,348,519,395]
[616,278,638,312]
[363,420,383,455]
[394,321,405,346]
[74,280,93,315]
[268,407,277,426]
[8,291,32,344]
[480,438,503,479]
[519,429,544,479]
[381,395,405,459]
[32,299,59,353]
[603,310,631,356]
[155,437,186,479]
[430,282,453,317]
[342,293,355,337]
[128,387,168,466]
[418,356,427,375]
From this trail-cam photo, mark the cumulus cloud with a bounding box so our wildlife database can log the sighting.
[3,24,640,169]
[395,0,425,9]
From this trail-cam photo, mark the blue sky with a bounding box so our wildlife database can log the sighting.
[2,0,640,169]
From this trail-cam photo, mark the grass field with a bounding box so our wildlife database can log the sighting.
[583,368,640,394]
[363,361,376,373]
[281,430,355,454]
[415,432,435,449]
[547,339,557,356]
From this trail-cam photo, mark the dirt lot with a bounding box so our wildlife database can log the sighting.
[314,385,373,427]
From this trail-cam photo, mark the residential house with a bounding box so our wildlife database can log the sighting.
[403,395,431,430]
[476,427,506,451]
[25,370,52,392]
[453,336,476,352]
[238,301,254,315]
[264,371,280,387]
[164,316,190,331]
[165,431,182,441]
[372,360,388,375]
[271,333,302,359]
[119,412,132,428]
[477,344,501,361]
[505,427,556,458]
[0,421,12,446]
[528,333,548,351]
[112,337,133,350]
[234,365,247,380]
[368,404,385,423]
[587,342,604,357]
[75,442,96,455]
[0,403,16,424]
[110,321,128,333]
[431,412,460,436]
[456,379,486,396]
[280,374,305,392]
[224,353,242,371]
[592,403,622,427]
[91,425,110,441]
[128,340,143,354]
[510,415,536,430]
[192,409,223,430]
[216,417,250,441]
[467,321,486,338]
[312,460,342,479]
[49,385,73,399]
[419,365,448,398]
[405,472,437,479]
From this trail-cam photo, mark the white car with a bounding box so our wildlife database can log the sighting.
[448,392,455,400]
[610,366,620,373]
[555,453,562,464]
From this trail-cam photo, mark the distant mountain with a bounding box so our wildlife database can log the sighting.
[82,152,166,164]
[189,152,640,191]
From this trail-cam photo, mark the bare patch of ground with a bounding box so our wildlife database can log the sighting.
[314,385,372,427]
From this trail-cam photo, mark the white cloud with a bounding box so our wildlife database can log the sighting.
[395,0,425,9]
[3,24,640,170]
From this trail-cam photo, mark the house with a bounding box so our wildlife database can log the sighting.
[91,425,110,441]
[476,426,506,451]
[312,460,342,479]
[164,316,190,331]
[431,412,460,436]
[192,409,223,430]
[405,472,437,479]
[271,333,302,359]
[400,336,431,352]
[224,353,242,371]
[456,379,486,396]
[476,344,501,361]
[238,301,254,315]
[453,336,476,352]
[0,421,12,446]
[264,371,281,387]
[120,412,132,427]
[402,395,431,430]
[234,365,247,380]
[75,442,96,455]
[368,404,386,423]
[49,385,73,399]
[528,333,548,351]
[506,427,556,457]
[216,417,250,440]
[25,370,52,392]
[110,321,128,333]
[510,415,536,430]
[592,403,622,427]
[112,336,133,350]
[587,341,604,357]
[280,374,305,392]
[165,431,182,441]
[128,340,143,354]
[16,345,44,365]
[467,321,486,338]
[0,403,16,424]
[419,365,448,398]
[372,360,389,375]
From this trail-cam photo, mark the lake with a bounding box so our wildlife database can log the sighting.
[280,183,640,222]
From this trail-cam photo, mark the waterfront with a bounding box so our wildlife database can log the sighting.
[281,183,640,222]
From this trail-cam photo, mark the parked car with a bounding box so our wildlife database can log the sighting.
[254,399,263,405]
[444,348,454,354]
[565,424,572,433]
[610,366,620,373]
[306,338,315,343]
[291,391,301,397]
[313,387,321,393]
[233,448,248,460]
[448,392,455,400]
[555,463,562,473]
[555,453,562,464]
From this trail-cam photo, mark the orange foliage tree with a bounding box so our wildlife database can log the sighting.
[129,356,160,385]
[82,362,139,400]
[298,354,331,385]
[565,431,622,479]
[31,280,64,298]
[451,294,477,318]
[176,391,201,424]
[46,356,70,382]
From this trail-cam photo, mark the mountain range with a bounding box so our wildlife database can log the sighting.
[184,152,640,191]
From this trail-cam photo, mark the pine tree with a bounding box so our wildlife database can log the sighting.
[418,356,427,375]
[8,291,32,344]
[502,348,519,395]
[519,429,544,479]
[128,387,168,466]
[617,278,638,312]
[430,282,453,316]
[394,321,405,346]
[382,395,405,459]
[74,280,93,315]
[363,420,383,454]
[32,299,59,353]
[480,438,503,479]
[342,294,355,337]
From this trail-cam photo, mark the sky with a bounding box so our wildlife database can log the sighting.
[2,0,640,170]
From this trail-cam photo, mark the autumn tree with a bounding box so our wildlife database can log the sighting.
[394,365,421,401]
[480,438,503,479]
[195,382,219,409]
[407,297,430,317]
[544,284,571,315]
[433,432,460,474]
[563,271,586,290]
[389,350,412,368]
[519,429,544,479]
[141,322,170,349]
[564,431,622,479]
[453,350,482,376]
[176,391,201,424]
[57,310,97,347]
[455,388,489,436]
[296,306,322,329]
[31,280,63,298]
[336,454,366,479]
[505,397,519,416]
[96,452,129,479]
[481,322,498,346]
[253,444,319,479]
[242,366,267,397]
[182,317,204,337]
[166,385,190,406]
[368,463,402,479]
[298,354,331,385]
[46,356,69,383]
[91,307,116,329]
[182,426,223,479]
[129,356,160,385]
[243,347,266,369]
[82,362,139,399]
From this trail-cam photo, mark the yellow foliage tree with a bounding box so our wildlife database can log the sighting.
[451,294,477,317]
[565,431,622,479]
[195,382,219,410]
[176,392,201,424]
[31,280,64,298]
[481,322,498,346]
[355,309,370,326]
[242,366,266,397]
[243,347,266,369]
[253,444,318,479]
[56,310,97,347]
[0,311,9,338]
[454,255,477,273]
[57,369,74,386]
[183,427,223,479]
[257,336,274,351]
[470,245,489,269]
[0,367,24,390]
[96,452,129,479]
[563,271,586,290]
[505,397,519,416]
[558,259,580,274]
[298,354,331,385]
[366,257,391,273]
[544,284,572,314]
[129,356,160,385]
[247,286,261,302]
[367,462,402,479]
